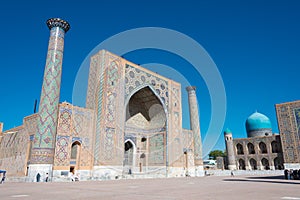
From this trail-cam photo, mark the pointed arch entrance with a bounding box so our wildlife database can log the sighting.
[124,139,136,169]
[249,158,257,170]
[238,159,246,170]
[124,85,167,173]
[70,141,81,174]
[261,158,270,170]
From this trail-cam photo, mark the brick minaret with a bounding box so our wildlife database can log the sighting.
[28,18,70,181]
[186,86,203,175]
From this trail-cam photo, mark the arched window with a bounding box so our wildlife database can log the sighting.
[259,142,268,154]
[236,143,244,155]
[71,141,81,160]
[261,158,270,170]
[247,143,255,154]
[271,141,280,153]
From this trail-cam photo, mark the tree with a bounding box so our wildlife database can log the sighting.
[208,150,225,160]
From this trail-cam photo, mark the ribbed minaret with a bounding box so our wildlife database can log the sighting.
[28,18,70,181]
[224,128,237,170]
[186,86,203,175]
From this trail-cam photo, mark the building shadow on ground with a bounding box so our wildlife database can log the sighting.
[247,175,284,180]
[223,176,300,185]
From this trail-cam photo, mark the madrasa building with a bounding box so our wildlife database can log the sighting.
[224,112,284,171]
[0,18,204,181]
[225,99,300,171]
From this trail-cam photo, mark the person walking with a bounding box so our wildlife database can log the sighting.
[45,173,49,182]
[0,174,5,184]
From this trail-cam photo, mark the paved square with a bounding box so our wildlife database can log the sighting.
[1,175,300,200]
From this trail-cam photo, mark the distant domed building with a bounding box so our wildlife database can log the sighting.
[225,111,284,170]
[245,112,272,137]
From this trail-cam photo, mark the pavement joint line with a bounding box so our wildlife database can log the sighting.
[10,195,29,198]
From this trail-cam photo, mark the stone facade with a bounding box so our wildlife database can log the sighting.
[230,135,284,170]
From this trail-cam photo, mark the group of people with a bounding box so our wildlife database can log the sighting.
[284,169,300,180]
[36,172,49,182]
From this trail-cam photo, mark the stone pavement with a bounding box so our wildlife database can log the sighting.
[1,175,300,200]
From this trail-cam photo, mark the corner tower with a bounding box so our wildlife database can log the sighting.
[186,86,203,175]
[28,18,70,180]
[224,128,236,170]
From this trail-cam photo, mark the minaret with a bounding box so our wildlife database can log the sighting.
[28,18,70,181]
[186,86,203,175]
[224,128,237,170]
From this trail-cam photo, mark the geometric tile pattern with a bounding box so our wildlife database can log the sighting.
[276,101,300,164]
[57,108,72,134]
[31,26,66,164]
[149,133,165,165]
[55,136,69,166]
[125,64,169,107]
[101,56,122,164]
[54,103,94,168]
[93,52,105,164]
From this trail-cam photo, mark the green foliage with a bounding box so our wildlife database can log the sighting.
[209,150,225,160]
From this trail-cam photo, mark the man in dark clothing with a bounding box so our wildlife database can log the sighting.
[36,173,41,182]
[284,169,288,180]
[293,170,298,180]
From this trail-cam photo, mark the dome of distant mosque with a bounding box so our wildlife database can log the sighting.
[245,112,272,137]
[224,128,232,134]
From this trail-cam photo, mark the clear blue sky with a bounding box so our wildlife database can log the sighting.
[0,0,299,154]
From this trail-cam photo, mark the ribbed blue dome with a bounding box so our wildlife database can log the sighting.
[224,128,232,134]
[245,112,272,132]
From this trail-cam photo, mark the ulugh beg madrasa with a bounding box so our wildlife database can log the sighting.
[0,18,300,182]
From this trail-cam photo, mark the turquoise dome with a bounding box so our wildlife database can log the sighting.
[224,128,232,134]
[245,112,272,132]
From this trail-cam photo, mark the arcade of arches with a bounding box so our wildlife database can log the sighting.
[233,137,284,170]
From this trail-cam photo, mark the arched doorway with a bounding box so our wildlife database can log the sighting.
[70,141,81,174]
[238,159,246,170]
[249,158,257,170]
[124,139,136,172]
[274,157,282,170]
[125,86,167,170]
[261,158,270,170]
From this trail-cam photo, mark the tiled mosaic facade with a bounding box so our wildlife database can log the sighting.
[54,102,95,171]
[0,19,204,180]
[85,50,201,176]
[276,100,300,167]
